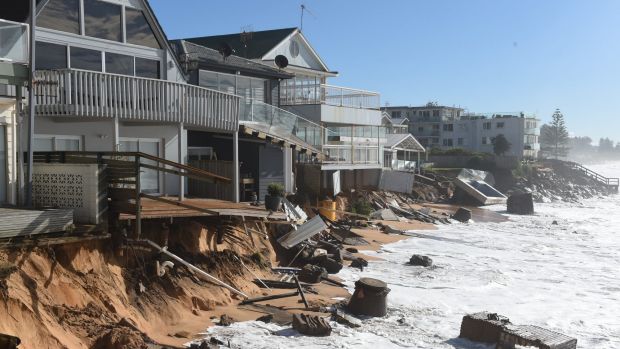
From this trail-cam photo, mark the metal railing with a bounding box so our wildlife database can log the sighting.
[279,83,380,109]
[33,69,241,132]
[239,98,325,149]
[0,19,28,64]
[565,161,619,187]
[322,144,380,164]
[390,159,416,171]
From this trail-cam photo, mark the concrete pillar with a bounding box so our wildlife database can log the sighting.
[232,131,239,203]
[178,122,184,201]
[283,146,293,193]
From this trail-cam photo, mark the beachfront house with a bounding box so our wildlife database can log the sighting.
[381,113,425,172]
[183,27,386,195]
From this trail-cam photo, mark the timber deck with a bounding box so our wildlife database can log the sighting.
[118,197,287,220]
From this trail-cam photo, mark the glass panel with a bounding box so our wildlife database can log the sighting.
[218,73,235,94]
[251,78,266,102]
[0,126,6,203]
[56,138,80,151]
[237,76,250,99]
[199,71,218,89]
[135,57,160,79]
[33,137,54,151]
[84,0,122,42]
[37,0,80,34]
[106,52,134,75]
[70,46,102,71]
[0,20,29,64]
[119,140,138,152]
[36,41,68,70]
[138,141,159,193]
[125,7,161,49]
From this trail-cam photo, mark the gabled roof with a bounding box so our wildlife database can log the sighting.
[171,40,294,80]
[391,117,409,125]
[184,27,298,60]
[385,133,425,152]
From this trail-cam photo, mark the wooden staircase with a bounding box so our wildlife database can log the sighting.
[33,151,231,237]
[566,161,619,192]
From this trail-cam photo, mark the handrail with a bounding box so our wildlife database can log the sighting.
[565,161,619,186]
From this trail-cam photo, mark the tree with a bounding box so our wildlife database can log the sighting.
[598,137,615,153]
[491,134,511,156]
[540,109,569,159]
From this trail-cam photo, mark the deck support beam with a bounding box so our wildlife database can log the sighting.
[178,122,184,201]
[233,130,240,203]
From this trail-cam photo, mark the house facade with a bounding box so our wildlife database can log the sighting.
[23,0,241,199]
[186,27,386,195]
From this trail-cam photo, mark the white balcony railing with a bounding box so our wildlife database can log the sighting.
[279,84,380,110]
[33,69,240,132]
[0,19,28,64]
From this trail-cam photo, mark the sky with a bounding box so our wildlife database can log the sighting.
[150,0,620,142]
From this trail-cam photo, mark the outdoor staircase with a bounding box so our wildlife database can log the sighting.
[566,161,619,192]
[33,151,231,236]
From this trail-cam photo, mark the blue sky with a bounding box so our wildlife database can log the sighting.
[151,0,620,142]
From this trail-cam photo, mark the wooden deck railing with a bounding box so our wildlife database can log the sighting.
[33,69,240,132]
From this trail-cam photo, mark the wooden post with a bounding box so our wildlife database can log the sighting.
[135,155,141,238]
[233,130,240,203]
[178,122,184,201]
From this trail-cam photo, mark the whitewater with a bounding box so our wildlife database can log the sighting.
[199,162,620,348]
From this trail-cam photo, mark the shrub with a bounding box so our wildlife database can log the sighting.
[267,183,285,197]
[351,199,372,216]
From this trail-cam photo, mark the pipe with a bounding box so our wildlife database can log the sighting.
[140,239,249,299]
[26,0,36,206]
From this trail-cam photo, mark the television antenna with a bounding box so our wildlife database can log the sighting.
[300,4,316,31]
[239,25,254,58]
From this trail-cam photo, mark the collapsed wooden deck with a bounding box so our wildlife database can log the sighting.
[118,197,287,221]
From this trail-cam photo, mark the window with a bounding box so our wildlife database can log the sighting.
[84,0,122,42]
[121,138,160,193]
[432,138,439,144]
[125,7,161,49]
[433,110,440,117]
[418,127,424,132]
[135,57,160,79]
[37,0,80,34]
[33,135,82,151]
[36,42,68,70]
[457,138,464,146]
[443,123,454,132]
[482,137,488,145]
[70,47,102,71]
[483,122,492,130]
[496,122,505,129]
[432,124,440,130]
[106,52,134,75]
[391,111,401,118]
[443,138,453,146]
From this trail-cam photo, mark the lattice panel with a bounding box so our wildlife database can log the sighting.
[33,172,85,208]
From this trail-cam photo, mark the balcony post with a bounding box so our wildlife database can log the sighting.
[26,0,36,207]
[178,122,184,201]
[232,130,240,203]
[113,116,119,151]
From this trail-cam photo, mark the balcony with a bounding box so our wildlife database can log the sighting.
[33,69,240,132]
[0,19,28,64]
[239,98,324,153]
[280,84,380,109]
[319,125,385,169]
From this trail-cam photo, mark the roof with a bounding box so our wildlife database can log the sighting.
[171,40,294,80]
[385,133,425,152]
[390,117,409,125]
[183,27,298,60]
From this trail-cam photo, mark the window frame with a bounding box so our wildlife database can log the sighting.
[34,134,83,151]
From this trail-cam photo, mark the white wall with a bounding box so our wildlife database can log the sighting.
[0,99,18,205]
[27,117,187,195]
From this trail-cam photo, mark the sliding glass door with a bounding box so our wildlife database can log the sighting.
[119,138,160,194]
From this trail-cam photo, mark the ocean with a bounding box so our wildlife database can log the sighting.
[198,162,620,348]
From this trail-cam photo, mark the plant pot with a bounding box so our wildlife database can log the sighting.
[264,195,282,211]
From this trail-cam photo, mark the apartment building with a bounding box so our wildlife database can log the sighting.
[383,104,539,158]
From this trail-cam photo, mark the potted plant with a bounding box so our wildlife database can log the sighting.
[265,183,284,211]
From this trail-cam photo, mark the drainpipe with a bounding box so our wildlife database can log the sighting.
[26,0,36,207]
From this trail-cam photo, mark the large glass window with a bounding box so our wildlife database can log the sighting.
[70,47,102,71]
[37,0,80,34]
[135,57,159,79]
[125,8,161,49]
[36,41,68,70]
[120,139,160,193]
[84,0,122,42]
[106,52,134,76]
[0,126,6,203]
